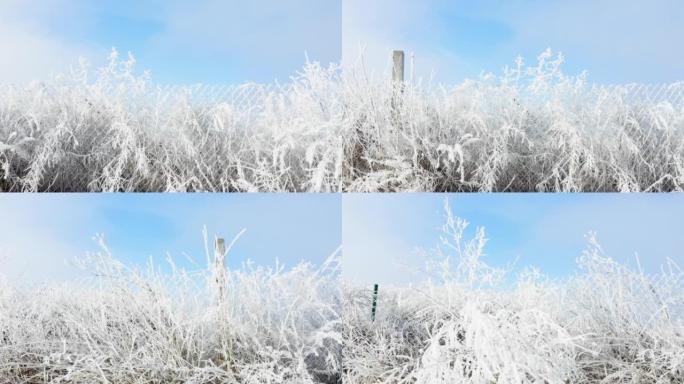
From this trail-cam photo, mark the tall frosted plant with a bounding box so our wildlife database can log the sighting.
[2,49,683,191]
[0,232,342,383]
[342,202,684,383]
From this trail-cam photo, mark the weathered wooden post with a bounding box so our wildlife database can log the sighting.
[215,238,226,269]
[391,50,405,125]
[371,283,379,322]
[214,237,226,305]
[213,237,233,365]
[392,50,405,83]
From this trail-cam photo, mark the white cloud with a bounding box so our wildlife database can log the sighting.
[0,196,94,285]
[0,0,341,84]
[498,0,684,83]
[342,194,442,287]
[342,205,418,287]
[342,0,464,82]
[145,0,341,82]
[527,196,684,274]
[342,0,684,83]
[161,0,338,58]
[342,194,684,287]
[0,0,95,85]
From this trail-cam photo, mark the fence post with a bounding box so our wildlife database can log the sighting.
[392,50,405,83]
[215,237,226,267]
[214,237,226,304]
[371,283,379,322]
[391,50,405,125]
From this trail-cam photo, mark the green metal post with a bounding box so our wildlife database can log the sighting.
[371,283,379,322]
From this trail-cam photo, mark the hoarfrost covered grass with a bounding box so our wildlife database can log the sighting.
[1,49,683,192]
[0,231,342,383]
[1,215,683,383]
[342,201,684,383]
[0,50,346,192]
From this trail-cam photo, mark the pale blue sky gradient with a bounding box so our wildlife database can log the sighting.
[2,1,682,85]
[344,0,684,84]
[0,194,341,284]
[343,194,684,286]
[2,193,683,287]
[0,0,342,84]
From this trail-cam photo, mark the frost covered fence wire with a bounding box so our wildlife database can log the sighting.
[2,49,684,192]
[0,50,345,192]
[355,78,684,192]
[151,82,684,115]
[158,79,684,193]
[605,83,684,113]
[154,83,284,119]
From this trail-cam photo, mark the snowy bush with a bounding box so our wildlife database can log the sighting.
[0,231,342,383]
[1,212,682,383]
[0,50,346,192]
[341,201,684,383]
[1,49,683,192]
[341,50,684,192]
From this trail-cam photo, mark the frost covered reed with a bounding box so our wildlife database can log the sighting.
[1,216,682,383]
[1,49,683,192]
[0,232,342,383]
[0,50,346,192]
[341,201,684,383]
[341,50,684,192]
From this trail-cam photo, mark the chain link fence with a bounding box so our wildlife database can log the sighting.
[595,82,684,115]
[2,79,684,191]
[155,83,280,109]
[151,81,684,120]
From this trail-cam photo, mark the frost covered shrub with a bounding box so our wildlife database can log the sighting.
[342,202,684,383]
[0,232,342,383]
[0,49,346,192]
[341,50,684,192]
[1,49,683,192]
[0,216,682,383]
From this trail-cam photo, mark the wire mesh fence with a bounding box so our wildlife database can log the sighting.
[149,81,684,111]
[2,75,684,192]
[155,83,282,110]
[590,82,684,116]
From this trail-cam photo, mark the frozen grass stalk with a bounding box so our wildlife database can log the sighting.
[0,230,343,383]
[341,201,684,383]
[1,216,682,382]
[1,48,682,191]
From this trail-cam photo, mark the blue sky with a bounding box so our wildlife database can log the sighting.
[343,194,684,286]
[2,1,682,85]
[2,193,683,287]
[0,0,342,84]
[0,194,341,284]
[343,0,684,84]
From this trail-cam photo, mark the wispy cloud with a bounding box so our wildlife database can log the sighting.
[342,194,684,286]
[0,0,95,84]
[0,194,341,285]
[0,195,94,284]
[0,0,341,84]
[343,0,684,84]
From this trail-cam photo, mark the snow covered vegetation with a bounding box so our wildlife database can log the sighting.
[1,210,683,383]
[342,202,684,383]
[1,49,683,192]
[0,232,342,383]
